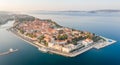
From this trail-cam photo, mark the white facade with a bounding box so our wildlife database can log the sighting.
[62,44,75,53]
[82,39,93,46]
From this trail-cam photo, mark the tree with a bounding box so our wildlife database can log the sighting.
[57,34,68,40]
[38,35,45,43]
[92,36,105,42]
[72,40,77,45]
[26,33,35,38]
[42,40,48,46]
[19,29,24,34]
[86,33,93,39]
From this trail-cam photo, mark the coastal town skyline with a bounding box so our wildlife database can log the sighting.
[0,0,120,11]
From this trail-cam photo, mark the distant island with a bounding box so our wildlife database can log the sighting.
[1,9,120,25]
[28,9,120,15]
[0,12,35,25]
[59,9,120,13]
[7,15,116,57]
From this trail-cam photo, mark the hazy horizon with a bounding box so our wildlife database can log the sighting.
[0,0,120,11]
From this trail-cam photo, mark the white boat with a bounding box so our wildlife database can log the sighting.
[9,48,18,52]
[0,48,18,56]
[38,47,48,53]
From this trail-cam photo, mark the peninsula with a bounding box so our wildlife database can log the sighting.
[8,18,116,57]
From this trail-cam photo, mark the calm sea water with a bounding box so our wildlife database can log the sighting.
[0,13,120,65]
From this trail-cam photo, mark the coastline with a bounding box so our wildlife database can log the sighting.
[8,27,116,57]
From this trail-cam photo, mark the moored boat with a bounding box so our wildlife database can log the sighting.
[38,47,48,53]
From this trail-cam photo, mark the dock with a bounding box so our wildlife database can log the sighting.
[94,36,116,49]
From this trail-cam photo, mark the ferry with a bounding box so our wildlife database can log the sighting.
[0,48,18,56]
[9,48,18,52]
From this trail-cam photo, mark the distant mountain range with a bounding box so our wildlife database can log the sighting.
[0,11,35,25]
[1,9,120,15]
[90,10,120,12]
[28,9,120,13]
[0,11,10,13]
[59,10,120,12]
[0,9,120,25]
[27,9,120,16]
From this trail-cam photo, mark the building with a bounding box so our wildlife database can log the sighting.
[82,39,93,46]
[62,44,75,53]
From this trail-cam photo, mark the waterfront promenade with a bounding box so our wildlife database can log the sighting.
[0,51,11,56]
[94,36,116,49]
[0,49,18,56]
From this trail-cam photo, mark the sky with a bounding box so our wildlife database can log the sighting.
[0,0,120,11]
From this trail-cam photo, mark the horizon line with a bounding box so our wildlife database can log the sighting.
[0,9,120,12]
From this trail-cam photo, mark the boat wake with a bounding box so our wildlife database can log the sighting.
[0,48,18,56]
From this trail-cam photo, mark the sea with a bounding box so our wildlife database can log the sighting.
[0,12,120,65]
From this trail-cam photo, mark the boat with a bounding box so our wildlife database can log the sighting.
[0,48,18,56]
[38,47,48,53]
[9,48,18,52]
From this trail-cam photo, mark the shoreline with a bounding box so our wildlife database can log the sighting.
[8,28,116,57]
